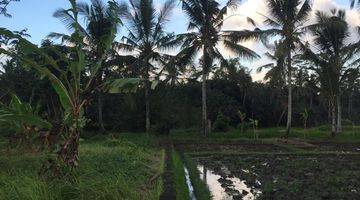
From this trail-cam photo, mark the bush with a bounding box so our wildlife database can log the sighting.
[151,121,173,135]
[237,121,251,133]
[213,113,230,132]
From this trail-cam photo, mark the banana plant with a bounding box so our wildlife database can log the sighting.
[0,0,142,172]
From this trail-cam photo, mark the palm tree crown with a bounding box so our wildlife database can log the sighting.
[51,0,126,57]
[179,0,259,70]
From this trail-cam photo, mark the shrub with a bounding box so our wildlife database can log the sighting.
[237,121,251,133]
[213,112,230,132]
[151,120,173,135]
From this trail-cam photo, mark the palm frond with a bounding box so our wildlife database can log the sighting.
[223,39,260,60]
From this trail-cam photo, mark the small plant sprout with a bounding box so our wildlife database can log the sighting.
[249,118,259,140]
[301,108,309,138]
[301,108,309,130]
[238,110,246,134]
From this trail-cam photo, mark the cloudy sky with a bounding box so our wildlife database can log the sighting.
[2,0,358,81]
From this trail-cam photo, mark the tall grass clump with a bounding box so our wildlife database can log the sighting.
[0,134,164,200]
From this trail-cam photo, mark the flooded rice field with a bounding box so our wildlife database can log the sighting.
[192,154,360,200]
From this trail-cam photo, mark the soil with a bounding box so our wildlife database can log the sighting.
[308,141,360,152]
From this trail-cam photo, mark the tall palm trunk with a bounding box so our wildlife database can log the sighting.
[348,91,353,118]
[285,49,292,138]
[331,99,336,137]
[98,92,105,133]
[336,95,342,134]
[202,69,208,137]
[145,79,151,134]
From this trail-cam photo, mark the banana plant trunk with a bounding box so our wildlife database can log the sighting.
[202,70,208,137]
[285,49,292,138]
[348,91,352,117]
[336,95,342,134]
[58,128,80,169]
[56,102,86,171]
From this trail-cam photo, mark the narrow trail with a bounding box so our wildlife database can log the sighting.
[159,138,176,200]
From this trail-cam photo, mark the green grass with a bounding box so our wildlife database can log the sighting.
[0,134,164,200]
[172,151,190,200]
[182,154,211,200]
[171,125,360,143]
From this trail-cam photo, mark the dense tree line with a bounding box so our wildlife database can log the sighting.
[2,55,359,133]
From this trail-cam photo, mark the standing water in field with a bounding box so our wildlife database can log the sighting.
[197,165,261,200]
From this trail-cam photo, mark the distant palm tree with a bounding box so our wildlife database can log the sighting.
[303,9,359,136]
[118,0,180,133]
[257,41,286,87]
[179,0,259,136]
[259,0,312,138]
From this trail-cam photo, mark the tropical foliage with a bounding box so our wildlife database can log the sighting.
[0,0,360,178]
[178,0,259,136]
[255,0,312,138]
[0,0,19,17]
[117,0,180,133]
[0,94,51,146]
[303,9,360,136]
[0,0,140,173]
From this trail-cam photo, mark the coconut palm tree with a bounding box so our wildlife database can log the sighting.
[303,9,359,136]
[179,0,260,136]
[50,0,127,133]
[118,0,181,133]
[257,0,312,138]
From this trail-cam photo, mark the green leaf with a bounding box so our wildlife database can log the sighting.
[105,78,142,94]
[151,80,159,90]
[21,57,73,111]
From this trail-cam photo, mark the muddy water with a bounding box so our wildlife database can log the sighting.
[197,165,261,200]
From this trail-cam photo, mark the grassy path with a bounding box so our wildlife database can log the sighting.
[159,139,176,200]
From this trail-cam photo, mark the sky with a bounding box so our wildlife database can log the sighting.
[1,0,358,81]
